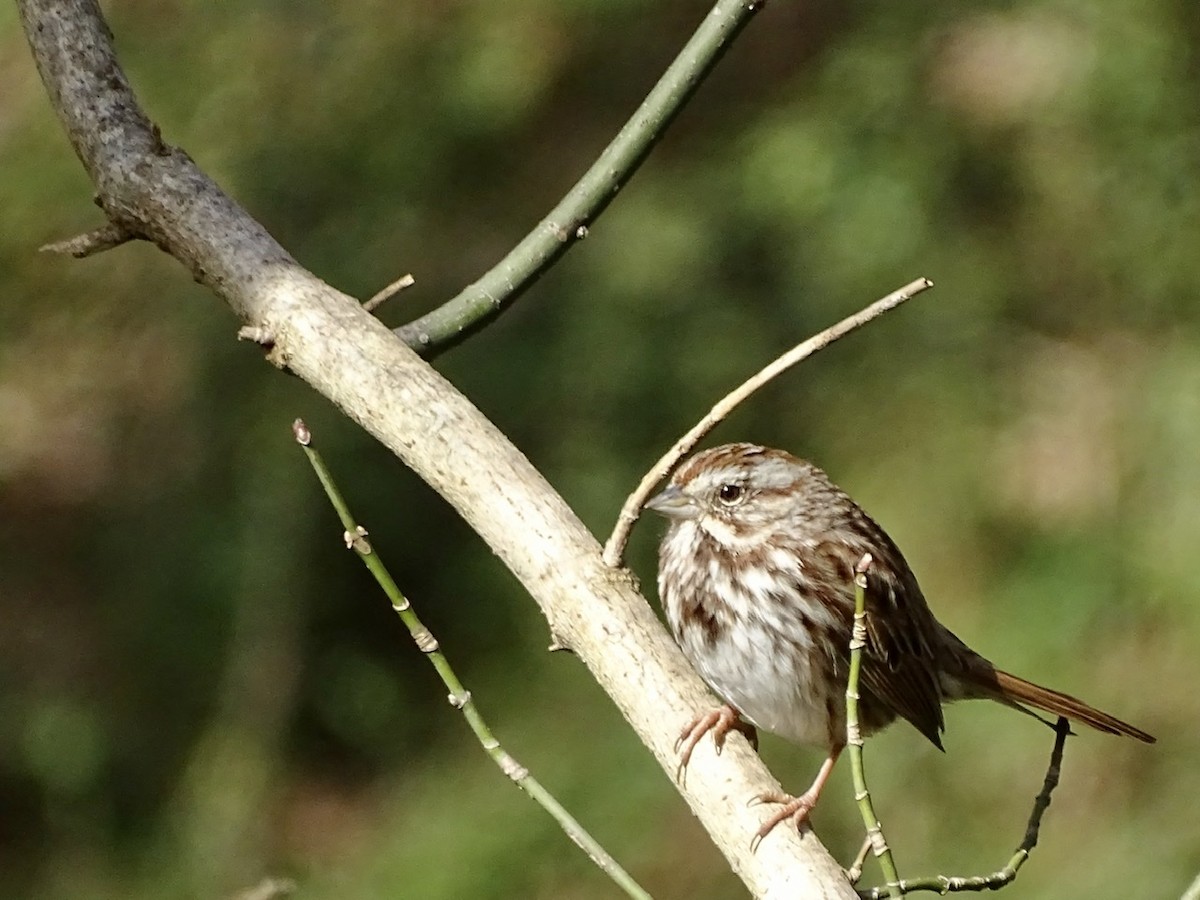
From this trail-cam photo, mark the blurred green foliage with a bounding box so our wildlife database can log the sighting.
[2,1,1198,897]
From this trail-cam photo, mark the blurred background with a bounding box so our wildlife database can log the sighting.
[2,0,1197,897]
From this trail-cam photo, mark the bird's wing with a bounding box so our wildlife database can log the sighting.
[813,536,946,749]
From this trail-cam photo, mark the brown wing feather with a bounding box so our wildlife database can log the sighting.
[860,556,946,749]
[814,536,947,749]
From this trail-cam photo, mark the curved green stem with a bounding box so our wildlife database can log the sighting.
[395,0,765,357]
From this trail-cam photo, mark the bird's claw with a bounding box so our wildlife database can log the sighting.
[749,789,819,851]
[674,704,755,781]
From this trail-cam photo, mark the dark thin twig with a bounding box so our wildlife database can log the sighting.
[856,717,1071,898]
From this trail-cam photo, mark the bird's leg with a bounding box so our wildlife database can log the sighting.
[674,704,758,777]
[752,743,844,844]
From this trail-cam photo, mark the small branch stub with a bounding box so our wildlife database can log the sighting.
[39,221,135,257]
[363,272,415,314]
[846,838,872,885]
[236,325,275,347]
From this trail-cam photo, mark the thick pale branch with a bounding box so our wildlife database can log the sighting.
[19,0,855,896]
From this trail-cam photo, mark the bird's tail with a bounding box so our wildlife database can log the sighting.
[936,625,1155,743]
[963,662,1156,744]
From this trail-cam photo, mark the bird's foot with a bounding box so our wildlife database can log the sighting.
[748,748,843,849]
[750,787,819,844]
[674,704,757,779]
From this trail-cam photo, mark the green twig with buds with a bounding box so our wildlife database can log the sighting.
[846,554,903,898]
[292,419,653,900]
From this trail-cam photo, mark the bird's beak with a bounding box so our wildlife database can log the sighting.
[645,485,699,520]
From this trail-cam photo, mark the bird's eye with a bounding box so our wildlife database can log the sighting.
[717,483,744,505]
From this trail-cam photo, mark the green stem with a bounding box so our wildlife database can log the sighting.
[847,555,903,898]
[293,420,653,900]
[394,0,765,357]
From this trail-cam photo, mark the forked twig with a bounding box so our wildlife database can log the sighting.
[844,555,1073,897]
[856,717,1072,898]
[292,420,653,900]
[602,277,933,567]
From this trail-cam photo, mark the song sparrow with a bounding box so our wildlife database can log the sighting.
[647,443,1154,839]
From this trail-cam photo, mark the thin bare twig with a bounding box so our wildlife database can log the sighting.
[293,420,654,900]
[845,837,873,887]
[363,272,415,313]
[603,276,933,567]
